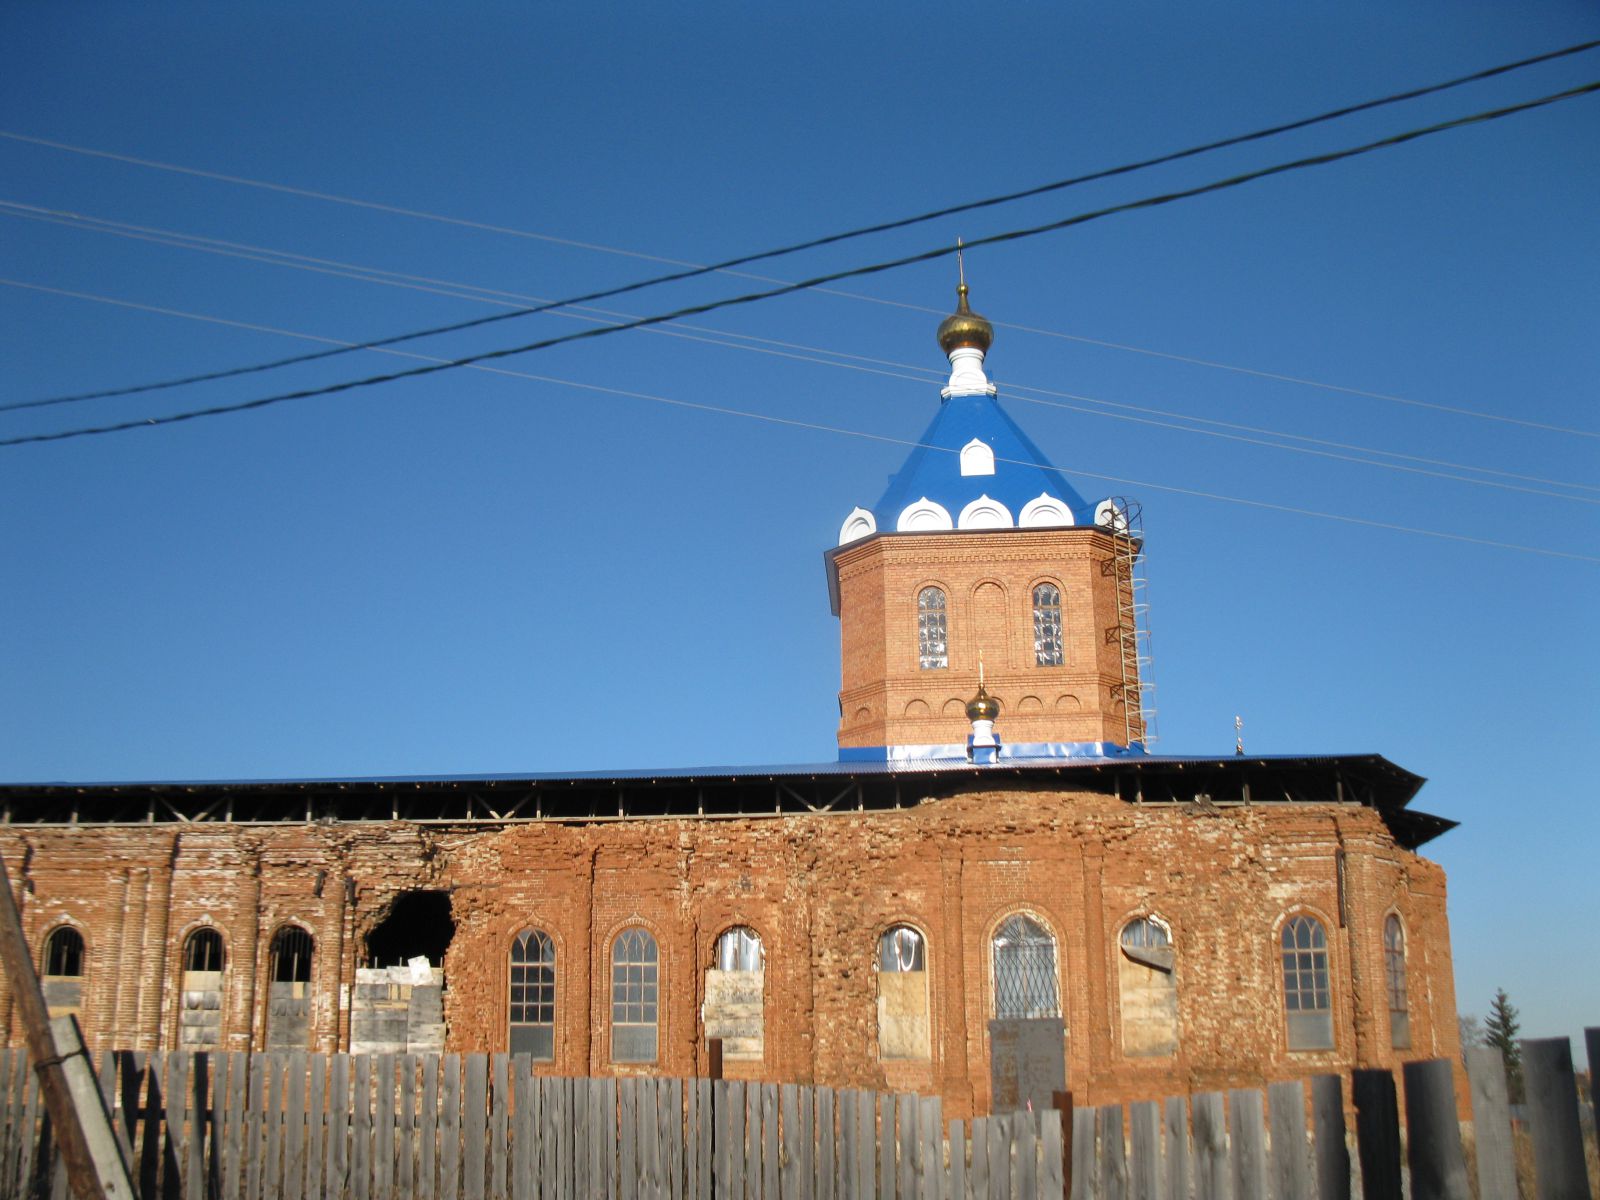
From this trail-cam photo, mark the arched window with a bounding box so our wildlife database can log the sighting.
[1033,584,1064,666]
[41,926,86,1021]
[180,928,227,1051]
[510,929,556,1060]
[993,915,1059,1020]
[1118,917,1177,1057]
[917,588,948,670]
[1384,915,1409,1049]
[611,928,659,1063]
[265,926,314,1051]
[43,927,85,977]
[877,926,930,1060]
[705,926,764,1060]
[1281,916,1333,1050]
[184,928,226,973]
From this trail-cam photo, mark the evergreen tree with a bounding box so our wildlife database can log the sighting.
[1484,988,1523,1103]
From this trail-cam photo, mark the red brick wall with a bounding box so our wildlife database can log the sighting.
[0,788,1458,1117]
[833,529,1138,750]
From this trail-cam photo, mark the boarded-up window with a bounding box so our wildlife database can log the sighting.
[612,928,659,1064]
[179,928,226,1050]
[1384,915,1409,1050]
[704,926,764,1061]
[1281,916,1333,1051]
[993,915,1059,1019]
[510,929,556,1061]
[1117,917,1177,1057]
[877,926,930,1061]
[41,926,85,1020]
[265,926,314,1051]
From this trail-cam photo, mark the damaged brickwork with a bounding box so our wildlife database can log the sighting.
[0,784,1459,1118]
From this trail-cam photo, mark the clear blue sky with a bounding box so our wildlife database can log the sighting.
[2,2,1596,1056]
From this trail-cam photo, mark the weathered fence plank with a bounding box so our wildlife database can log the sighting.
[1129,1102,1160,1200]
[463,1055,488,1200]
[353,1053,373,1200]
[761,1084,779,1200]
[1069,1107,1095,1200]
[1465,1047,1517,1200]
[244,1053,266,1200]
[1098,1106,1127,1200]
[400,1055,417,1200]
[897,1094,916,1200]
[1267,1080,1310,1200]
[1309,1075,1348,1200]
[1162,1096,1188,1200]
[1016,1109,1037,1200]
[305,1054,325,1200]
[1229,1090,1265,1200]
[1520,1038,1593,1200]
[440,1055,461,1200]
[285,1052,307,1200]
[971,1119,990,1200]
[1351,1069,1402,1200]
[487,1055,505,1200]
[1190,1092,1229,1200]
[813,1086,834,1200]
[689,1080,707,1200]
[745,1083,761,1200]
[1040,1114,1065,1200]
[881,1094,897,1200]
[330,1054,353,1200]
[1403,1059,1470,1200]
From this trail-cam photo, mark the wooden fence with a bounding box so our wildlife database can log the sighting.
[0,1031,1595,1200]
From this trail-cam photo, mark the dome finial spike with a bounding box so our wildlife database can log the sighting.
[957,237,966,289]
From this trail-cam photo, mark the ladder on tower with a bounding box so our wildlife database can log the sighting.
[1104,497,1158,748]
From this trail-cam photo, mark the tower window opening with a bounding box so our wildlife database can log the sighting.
[1281,915,1333,1050]
[1384,915,1409,1049]
[364,890,456,968]
[184,928,226,973]
[510,929,556,1060]
[43,927,85,977]
[269,926,315,984]
[714,925,764,972]
[611,928,659,1063]
[1033,584,1064,666]
[918,587,949,670]
[993,914,1059,1019]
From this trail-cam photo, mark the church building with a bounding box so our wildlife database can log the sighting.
[0,285,1460,1116]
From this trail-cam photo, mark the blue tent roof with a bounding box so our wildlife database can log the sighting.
[871,392,1094,529]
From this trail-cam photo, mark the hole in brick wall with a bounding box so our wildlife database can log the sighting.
[364,890,456,967]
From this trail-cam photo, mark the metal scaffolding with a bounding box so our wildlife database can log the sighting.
[1104,497,1158,748]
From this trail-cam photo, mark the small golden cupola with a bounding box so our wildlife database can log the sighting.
[966,675,1002,764]
[936,282,994,357]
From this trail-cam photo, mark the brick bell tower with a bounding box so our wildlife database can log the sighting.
[824,276,1152,762]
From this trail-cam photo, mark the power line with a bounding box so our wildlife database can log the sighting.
[7,77,1597,451]
[3,279,1590,564]
[7,273,1598,509]
[11,200,1597,446]
[6,38,1598,412]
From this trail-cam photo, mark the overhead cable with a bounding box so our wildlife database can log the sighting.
[8,38,1599,411]
[7,77,1599,451]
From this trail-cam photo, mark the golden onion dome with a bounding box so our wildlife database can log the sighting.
[936,283,994,357]
[965,682,1001,723]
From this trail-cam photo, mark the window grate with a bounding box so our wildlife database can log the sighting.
[1033,584,1064,666]
[917,588,949,670]
[993,915,1059,1019]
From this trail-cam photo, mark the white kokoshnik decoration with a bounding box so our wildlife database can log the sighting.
[1018,492,1074,528]
[896,496,954,532]
[838,506,877,546]
[957,494,1013,530]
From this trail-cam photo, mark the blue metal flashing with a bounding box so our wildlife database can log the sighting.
[871,392,1094,530]
[839,740,1147,764]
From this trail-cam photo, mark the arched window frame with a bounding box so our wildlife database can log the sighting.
[876,923,931,1061]
[510,928,557,1061]
[267,924,315,984]
[183,927,227,973]
[610,926,660,1064]
[1116,915,1177,1058]
[42,925,86,978]
[1384,913,1410,1049]
[917,586,949,670]
[991,912,1061,1020]
[1280,913,1334,1051]
[1032,582,1064,667]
